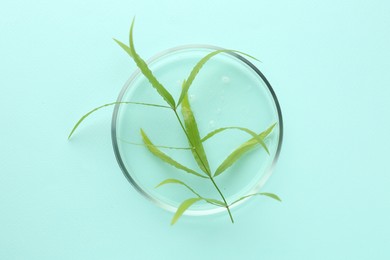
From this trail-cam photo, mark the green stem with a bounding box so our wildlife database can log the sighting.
[210,176,234,223]
[172,108,234,223]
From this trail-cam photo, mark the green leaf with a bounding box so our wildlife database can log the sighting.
[113,38,133,57]
[118,18,176,108]
[156,178,202,197]
[260,192,282,202]
[156,178,226,208]
[230,192,281,206]
[156,179,226,208]
[140,129,207,178]
[214,123,276,177]
[119,138,192,150]
[156,178,186,188]
[68,101,170,139]
[201,126,271,154]
[203,198,226,207]
[181,94,211,175]
[171,198,202,225]
[177,49,259,107]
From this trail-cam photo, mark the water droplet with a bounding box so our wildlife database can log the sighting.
[209,120,216,128]
[221,76,230,84]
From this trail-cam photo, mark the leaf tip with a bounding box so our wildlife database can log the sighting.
[112,38,120,44]
[170,214,180,226]
[67,126,78,140]
[262,192,282,202]
[253,56,261,62]
[155,181,164,189]
[129,16,136,43]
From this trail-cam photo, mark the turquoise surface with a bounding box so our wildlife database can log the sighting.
[1,0,389,259]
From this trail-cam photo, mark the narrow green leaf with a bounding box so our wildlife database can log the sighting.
[156,178,226,207]
[202,126,270,154]
[126,18,176,108]
[140,129,207,178]
[119,138,192,150]
[230,192,281,206]
[177,49,259,107]
[113,38,133,57]
[214,123,276,177]
[68,101,170,139]
[260,192,282,202]
[156,178,202,197]
[204,198,226,207]
[202,123,276,142]
[171,198,202,225]
[156,178,186,188]
[181,94,211,175]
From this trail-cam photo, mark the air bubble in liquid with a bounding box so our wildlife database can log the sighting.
[221,76,230,84]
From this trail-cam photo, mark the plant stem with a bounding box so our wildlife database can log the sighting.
[210,176,234,223]
[173,109,193,149]
[172,108,234,223]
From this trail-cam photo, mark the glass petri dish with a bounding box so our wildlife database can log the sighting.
[111,45,283,216]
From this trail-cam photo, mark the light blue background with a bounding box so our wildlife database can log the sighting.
[1,0,389,259]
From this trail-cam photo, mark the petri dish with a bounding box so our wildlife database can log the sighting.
[111,45,283,216]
